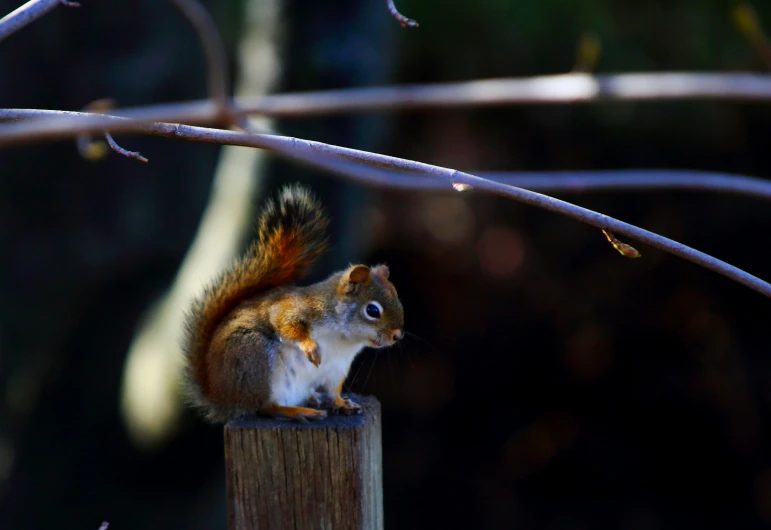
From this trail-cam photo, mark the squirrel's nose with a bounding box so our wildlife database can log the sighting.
[392,329,404,342]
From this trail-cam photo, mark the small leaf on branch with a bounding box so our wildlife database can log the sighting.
[733,2,763,41]
[76,100,115,160]
[74,99,148,162]
[602,229,641,258]
[82,98,117,113]
[731,2,771,69]
[573,32,602,72]
[78,138,109,161]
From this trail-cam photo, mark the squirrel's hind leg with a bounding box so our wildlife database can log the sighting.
[261,404,327,422]
[209,325,277,418]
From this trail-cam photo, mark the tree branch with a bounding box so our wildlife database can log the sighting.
[0,105,219,145]
[168,0,231,121]
[3,111,771,201]
[9,107,771,201]
[4,72,771,145]
[0,111,769,296]
[235,72,771,115]
[0,0,78,43]
[3,113,758,297]
[475,170,771,202]
[239,132,771,299]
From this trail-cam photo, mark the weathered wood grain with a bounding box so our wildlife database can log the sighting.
[224,395,383,530]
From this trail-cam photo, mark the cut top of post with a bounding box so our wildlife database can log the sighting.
[224,395,383,530]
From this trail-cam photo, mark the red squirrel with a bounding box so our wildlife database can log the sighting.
[182,184,404,422]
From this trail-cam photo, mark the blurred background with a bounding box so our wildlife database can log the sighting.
[2,0,771,528]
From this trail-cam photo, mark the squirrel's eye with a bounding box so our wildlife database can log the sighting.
[364,301,382,320]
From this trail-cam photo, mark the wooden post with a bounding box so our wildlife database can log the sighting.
[224,395,383,530]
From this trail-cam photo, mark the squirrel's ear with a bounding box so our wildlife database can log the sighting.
[371,264,390,279]
[348,265,370,283]
[343,265,370,294]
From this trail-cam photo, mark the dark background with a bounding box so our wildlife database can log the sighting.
[2,0,771,529]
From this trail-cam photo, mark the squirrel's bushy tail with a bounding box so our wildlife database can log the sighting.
[182,184,328,406]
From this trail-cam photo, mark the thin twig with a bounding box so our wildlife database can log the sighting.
[168,0,231,120]
[5,72,771,145]
[385,0,418,28]
[0,0,79,43]
[104,132,148,162]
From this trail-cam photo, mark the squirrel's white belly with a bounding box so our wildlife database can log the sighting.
[270,331,367,407]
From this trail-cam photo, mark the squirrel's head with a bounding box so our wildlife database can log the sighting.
[335,264,404,348]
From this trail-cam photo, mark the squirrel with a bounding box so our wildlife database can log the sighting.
[182,184,405,423]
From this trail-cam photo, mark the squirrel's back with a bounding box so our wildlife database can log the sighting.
[182,184,328,418]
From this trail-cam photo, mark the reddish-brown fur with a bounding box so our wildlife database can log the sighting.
[183,185,328,410]
[182,185,404,423]
[262,404,327,421]
[192,242,324,398]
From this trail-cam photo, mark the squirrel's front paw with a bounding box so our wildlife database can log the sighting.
[333,397,362,416]
[301,341,321,366]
